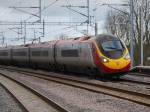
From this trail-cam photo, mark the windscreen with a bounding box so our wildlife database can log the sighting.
[101,40,124,59]
[101,40,123,51]
[96,35,125,59]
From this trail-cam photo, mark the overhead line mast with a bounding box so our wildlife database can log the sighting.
[130,0,134,67]
[8,0,44,44]
[39,0,42,22]
[0,32,5,46]
[87,0,90,34]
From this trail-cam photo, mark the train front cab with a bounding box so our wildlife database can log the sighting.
[92,35,131,77]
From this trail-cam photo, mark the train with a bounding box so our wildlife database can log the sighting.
[0,34,131,77]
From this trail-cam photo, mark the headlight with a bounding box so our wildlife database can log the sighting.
[124,53,130,60]
[100,57,109,63]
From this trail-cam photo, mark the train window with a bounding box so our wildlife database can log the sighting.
[0,51,8,56]
[13,52,27,56]
[61,49,79,57]
[42,51,48,56]
[32,51,41,56]
[32,51,48,57]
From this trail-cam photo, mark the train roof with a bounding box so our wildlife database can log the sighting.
[0,34,118,49]
[28,40,57,48]
[24,35,94,47]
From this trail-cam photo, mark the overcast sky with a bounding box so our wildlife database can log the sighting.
[0,0,127,46]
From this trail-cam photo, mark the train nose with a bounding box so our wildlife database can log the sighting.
[102,58,131,70]
[115,60,128,69]
[116,61,119,66]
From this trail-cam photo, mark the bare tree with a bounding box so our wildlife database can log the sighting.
[105,10,130,44]
[105,0,150,65]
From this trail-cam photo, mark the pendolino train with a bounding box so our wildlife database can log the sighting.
[0,34,131,77]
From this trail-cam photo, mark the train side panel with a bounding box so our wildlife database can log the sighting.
[55,41,96,73]
[0,48,11,64]
[30,45,54,69]
[12,47,29,66]
[78,42,95,68]
[56,43,80,66]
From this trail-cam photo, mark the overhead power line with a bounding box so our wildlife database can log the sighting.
[25,0,60,22]
[62,0,91,34]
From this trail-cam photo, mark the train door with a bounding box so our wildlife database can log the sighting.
[28,47,31,66]
[79,42,95,67]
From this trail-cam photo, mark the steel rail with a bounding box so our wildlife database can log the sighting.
[0,83,29,112]
[0,72,69,112]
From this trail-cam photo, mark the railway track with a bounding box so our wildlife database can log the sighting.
[119,72,150,86]
[0,65,150,107]
[0,72,69,112]
[128,72,150,78]
[0,82,28,112]
[120,77,150,86]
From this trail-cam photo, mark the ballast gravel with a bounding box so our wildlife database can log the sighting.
[2,70,150,112]
[0,84,26,112]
